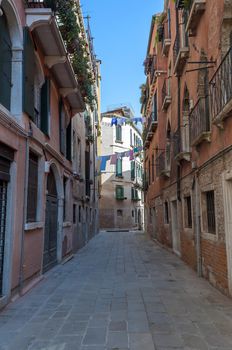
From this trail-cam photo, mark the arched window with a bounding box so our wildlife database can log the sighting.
[0,12,12,110]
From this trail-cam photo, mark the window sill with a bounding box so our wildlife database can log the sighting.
[25,222,44,231]
[202,232,217,241]
[63,221,72,228]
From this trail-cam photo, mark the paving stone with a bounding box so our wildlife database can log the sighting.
[107,331,128,348]
[0,231,232,349]
[83,327,107,345]
[153,333,184,348]
[109,321,127,331]
[129,333,155,350]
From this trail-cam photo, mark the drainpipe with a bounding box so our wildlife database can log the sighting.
[195,171,202,277]
[19,133,29,294]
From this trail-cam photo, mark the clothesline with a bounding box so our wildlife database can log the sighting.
[97,146,143,171]
[110,117,146,126]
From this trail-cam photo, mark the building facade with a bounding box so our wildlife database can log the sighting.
[0,0,100,309]
[142,0,232,295]
[99,107,144,230]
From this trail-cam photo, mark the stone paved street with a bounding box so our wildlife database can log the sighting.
[1,231,232,350]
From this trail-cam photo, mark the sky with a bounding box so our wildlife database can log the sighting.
[81,0,164,117]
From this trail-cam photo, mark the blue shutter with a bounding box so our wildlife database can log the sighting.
[0,13,12,110]
[23,27,35,120]
[40,78,50,135]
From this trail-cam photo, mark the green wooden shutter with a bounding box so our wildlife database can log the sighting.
[116,158,122,177]
[131,161,135,180]
[0,13,12,110]
[66,120,72,161]
[23,27,35,120]
[59,100,66,155]
[116,186,124,200]
[40,78,50,135]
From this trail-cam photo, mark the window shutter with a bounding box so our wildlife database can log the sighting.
[40,78,50,135]
[59,100,66,155]
[27,152,38,223]
[131,161,135,180]
[116,158,122,176]
[66,120,72,161]
[23,27,35,120]
[0,14,12,110]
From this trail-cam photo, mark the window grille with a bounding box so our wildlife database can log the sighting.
[185,196,192,228]
[206,190,216,234]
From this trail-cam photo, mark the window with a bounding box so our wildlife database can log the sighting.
[164,201,169,224]
[27,152,38,223]
[66,120,72,161]
[40,78,50,135]
[148,160,151,185]
[132,210,134,217]
[116,158,122,177]
[90,208,92,223]
[117,209,123,217]
[131,161,135,180]
[63,177,68,221]
[206,190,216,234]
[131,188,139,201]
[116,125,122,141]
[184,196,192,228]
[73,204,76,224]
[115,185,124,200]
[59,100,66,155]
[0,13,12,111]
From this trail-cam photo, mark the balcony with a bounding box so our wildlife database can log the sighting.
[185,0,206,36]
[162,79,172,111]
[150,55,157,85]
[190,97,211,146]
[162,23,171,56]
[143,112,158,150]
[210,46,232,127]
[173,33,189,75]
[173,124,191,162]
[156,147,171,178]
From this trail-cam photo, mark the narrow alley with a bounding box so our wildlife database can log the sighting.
[1,231,232,350]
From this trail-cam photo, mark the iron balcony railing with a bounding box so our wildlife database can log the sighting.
[209,46,232,122]
[143,111,158,143]
[189,96,210,145]
[150,55,157,83]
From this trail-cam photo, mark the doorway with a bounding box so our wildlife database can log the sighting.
[223,174,232,294]
[43,169,58,273]
[0,181,8,296]
[151,207,157,239]
[171,200,181,256]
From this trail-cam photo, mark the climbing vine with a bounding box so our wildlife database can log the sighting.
[26,0,96,109]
